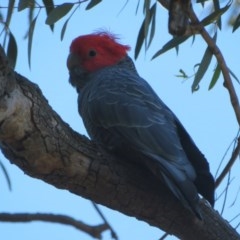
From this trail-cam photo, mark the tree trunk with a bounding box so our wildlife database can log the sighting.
[0,45,239,240]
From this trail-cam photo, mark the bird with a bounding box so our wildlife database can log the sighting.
[67,32,215,219]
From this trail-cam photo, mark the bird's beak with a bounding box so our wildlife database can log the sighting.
[67,53,86,90]
[67,52,80,71]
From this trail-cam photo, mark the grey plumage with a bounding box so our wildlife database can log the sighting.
[69,56,215,219]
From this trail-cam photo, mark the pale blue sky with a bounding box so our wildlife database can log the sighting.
[0,1,240,239]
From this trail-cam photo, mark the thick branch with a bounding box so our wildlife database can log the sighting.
[0,213,108,239]
[0,46,239,240]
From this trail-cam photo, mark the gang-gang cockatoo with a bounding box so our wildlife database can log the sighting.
[67,32,215,219]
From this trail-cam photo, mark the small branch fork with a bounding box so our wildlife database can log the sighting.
[92,202,118,240]
[0,212,109,239]
[157,0,240,187]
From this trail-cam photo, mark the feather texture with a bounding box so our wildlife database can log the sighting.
[67,33,215,219]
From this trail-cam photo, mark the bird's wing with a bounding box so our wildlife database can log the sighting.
[79,69,201,217]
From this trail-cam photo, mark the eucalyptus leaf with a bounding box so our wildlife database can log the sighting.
[192,46,213,91]
[151,36,189,60]
[86,0,102,10]
[42,0,54,31]
[233,13,240,32]
[228,68,240,84]
[6,0,15,25]
[143,0,151,49]
[135,3,156,59]
[209,64,221,90]
[213,0,221,29]
[28,16,37,68]
[7,31,17,69]
[135,18,145,59]
[18,0,34,11]
[61,18,70,41]
[201,2,231,26]
[147,3,156,49]
[45,3,74,25]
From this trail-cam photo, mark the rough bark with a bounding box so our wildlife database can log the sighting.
[0,46,239,240]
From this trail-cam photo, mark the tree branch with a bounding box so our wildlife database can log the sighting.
[188,6,240,126]
[0,212,108,239]
[187,5,240,188]
[0,45,240,239]
[158,0,240,124]
[157,0,240,189]
[91,203,118,239]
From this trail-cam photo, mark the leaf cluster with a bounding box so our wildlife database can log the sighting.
[0,0,102,68]
[135,0,240,91]
[0,0,239,90]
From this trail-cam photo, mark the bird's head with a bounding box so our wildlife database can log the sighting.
[67,32,130,89]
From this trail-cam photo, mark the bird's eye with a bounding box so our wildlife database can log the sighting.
[88,50,97,57]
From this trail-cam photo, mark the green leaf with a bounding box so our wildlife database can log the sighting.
[0,160,12,191]
[135,0,141,14]
[3,0,15,48]
[200,1,231,26]
[228,68,240,84]
[7,31,18,69]
[208,64,221,90]
[86,0,102,10]
[28,16,37,68]
[147,3,156,49]
[151,36,189,60]
[191,34,196,45]
[61,18,70,41]
[18,0,34,11]
[135,3,157,59]
[233,13,240,32]
[45,3,74,25]
[42,0,54,31]
[135,18,145,59]
[6,0,15,25]
[213,0,221,29]
[143,0,151,49]
[192,46,213,91]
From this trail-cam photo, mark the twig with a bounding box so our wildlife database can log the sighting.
[92,202,118,239]
[214,132,239,179]
[215,138,240,188]
[0,212,108,239]
[229,212,240,223]
[220,170,231,215]
[159,232,169,239]
[215,177,234,201]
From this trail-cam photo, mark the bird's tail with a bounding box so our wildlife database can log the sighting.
[144,157,202,220]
